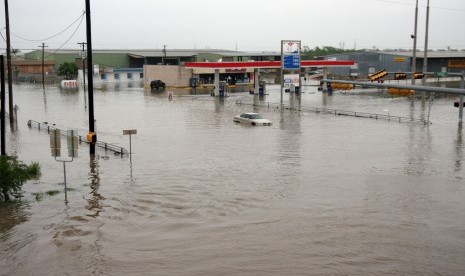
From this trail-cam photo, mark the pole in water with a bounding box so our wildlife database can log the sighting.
[460,70,464,124]
[1,55,5,155]
[123,129,137,161]
[85,0,96,155]
[63,161,67,203]
[39,43,48,90]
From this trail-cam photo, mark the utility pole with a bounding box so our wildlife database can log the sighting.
[85,1,96,155]
[77,42,86,88]
[411,0,419,85]
[38,43,48,90]
[4,0,13,125]
[1,55,5,155]
[422,0,430,86]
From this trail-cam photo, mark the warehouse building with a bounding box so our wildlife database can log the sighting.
[323,49,465,79]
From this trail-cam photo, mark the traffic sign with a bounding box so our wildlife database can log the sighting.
[434,72,448,77]
[369,69,387,82]
[123,129,137,135]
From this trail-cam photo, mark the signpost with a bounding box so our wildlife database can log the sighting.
[50,129,78,203]
[123,129,137,161]
[281,40,301,104]
[433,72,448,77]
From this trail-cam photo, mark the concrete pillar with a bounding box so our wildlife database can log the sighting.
[322,68,328,92]
[254,69,259,94]
[214,69,220,96]
[460,70,464,123]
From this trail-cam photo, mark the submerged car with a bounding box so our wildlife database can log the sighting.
[233,113,272,126]
[150,80,165,90]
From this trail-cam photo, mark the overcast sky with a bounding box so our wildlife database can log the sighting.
[2,0,465,52]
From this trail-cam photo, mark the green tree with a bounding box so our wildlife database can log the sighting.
[0,155,40,202]
[57,62,78,80]
[301,45,358,60]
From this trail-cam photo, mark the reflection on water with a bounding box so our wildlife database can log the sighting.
[0,203,30,238]
[86,156,103,218]
[406,123,432,176]
[455,123,463,173]
[1,84,464,275]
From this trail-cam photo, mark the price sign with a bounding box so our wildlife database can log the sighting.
[281,40,301,70]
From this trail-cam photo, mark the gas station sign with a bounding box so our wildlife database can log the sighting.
[281,40,301,70]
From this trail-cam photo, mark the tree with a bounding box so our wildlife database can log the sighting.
[0,155,40,202]
[301,45,358,60]
[57,62,78,80]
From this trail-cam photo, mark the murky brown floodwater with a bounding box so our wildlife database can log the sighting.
[1,82,464,275]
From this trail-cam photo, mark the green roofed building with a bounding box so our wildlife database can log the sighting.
[18,48,280,86]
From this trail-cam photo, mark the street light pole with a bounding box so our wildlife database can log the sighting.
[411,0,419,85]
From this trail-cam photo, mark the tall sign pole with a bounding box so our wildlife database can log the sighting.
[281,40,301,105]
[280,42,284,105]
[85,0,96,155]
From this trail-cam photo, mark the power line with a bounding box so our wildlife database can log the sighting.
[7,11,86,42]
[51,13,85,55]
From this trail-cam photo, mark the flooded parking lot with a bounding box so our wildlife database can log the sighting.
[1,83,465,275]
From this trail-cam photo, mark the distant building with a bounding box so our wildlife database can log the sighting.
[323,49,465,78]
[21,49,280,86]
[6,54,55,83]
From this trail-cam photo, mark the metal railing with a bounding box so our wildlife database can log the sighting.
[235,100,431,125]
[27,120,129,156]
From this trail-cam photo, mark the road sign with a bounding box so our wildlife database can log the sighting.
[50,129,61,157]
[394,57,405,62]
[123,129,137,135]
[414,72,424,79]
[369,69,387,82]
[434,72,448,77]
[123,129,137,161]
[67,130,78,158]
[394,73,407,80]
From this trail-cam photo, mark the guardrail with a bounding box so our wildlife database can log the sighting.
[235,100,431,125]
[27,120,129,156]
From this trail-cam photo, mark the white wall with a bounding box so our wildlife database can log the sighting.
[143,65,193,87]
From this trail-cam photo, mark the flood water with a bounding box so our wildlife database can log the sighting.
[1,82,464,275]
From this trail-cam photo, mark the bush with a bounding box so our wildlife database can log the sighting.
[57,62,78,80]
[0,155,41,202]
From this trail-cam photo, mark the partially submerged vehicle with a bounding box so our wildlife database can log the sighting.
[233,113,272,126]
[150,80,165,90]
